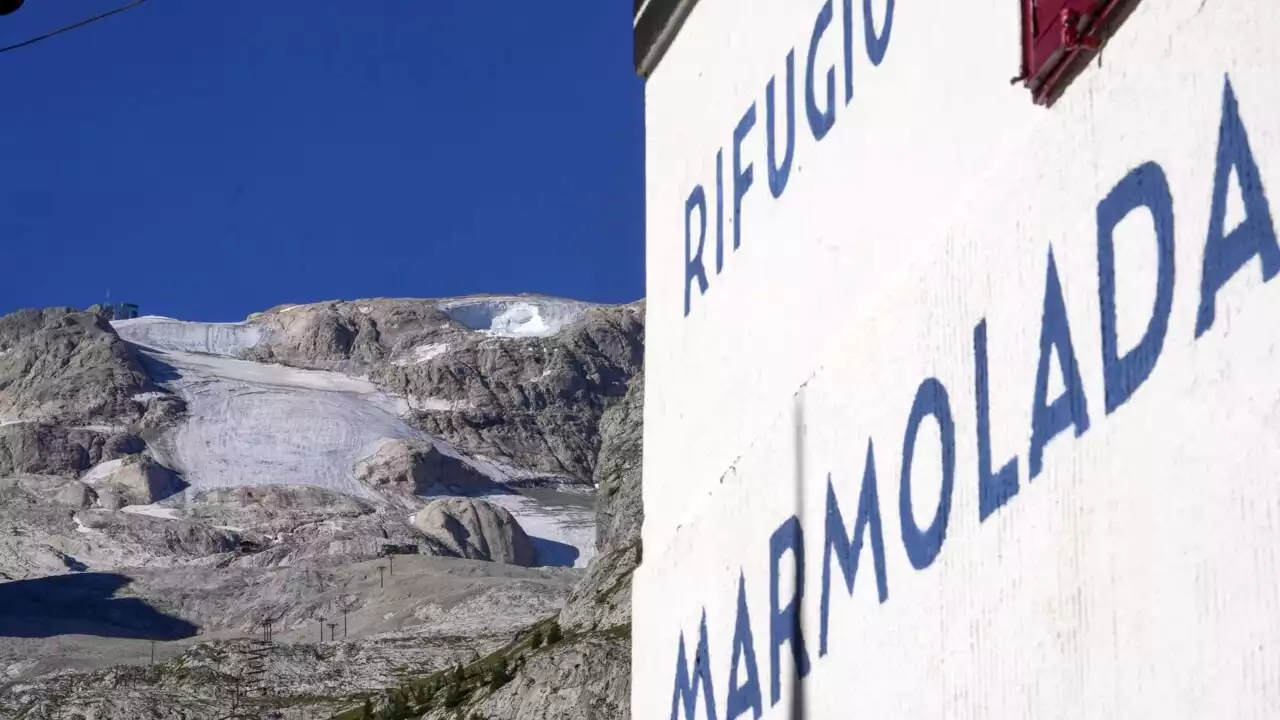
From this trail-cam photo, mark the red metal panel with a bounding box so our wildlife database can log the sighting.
[1018,0,1123,104]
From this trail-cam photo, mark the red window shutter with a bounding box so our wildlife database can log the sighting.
[1018,0,1130,105]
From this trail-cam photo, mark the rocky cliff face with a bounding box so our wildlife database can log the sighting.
[413,370,644,720]
[0,308,185,430]
[242,298,645,487]
[0,308,185,480]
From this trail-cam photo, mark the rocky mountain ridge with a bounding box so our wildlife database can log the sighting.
[0,295,644,720]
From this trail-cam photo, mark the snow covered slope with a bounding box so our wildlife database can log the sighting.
[111,317,596,567]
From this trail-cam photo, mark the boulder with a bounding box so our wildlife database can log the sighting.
[85,455,182,506]
[411,497,536,566]
[52,481,98,509]
[354,439,495,496]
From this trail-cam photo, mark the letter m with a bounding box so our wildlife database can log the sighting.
[819,441,889,656]
[671,610,719,720]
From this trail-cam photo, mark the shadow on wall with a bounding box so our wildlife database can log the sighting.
[0,572,198,641]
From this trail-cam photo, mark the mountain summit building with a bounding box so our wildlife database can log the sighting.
[633,1,1280,717]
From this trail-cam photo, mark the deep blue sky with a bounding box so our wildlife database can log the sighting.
[0,1,644,322]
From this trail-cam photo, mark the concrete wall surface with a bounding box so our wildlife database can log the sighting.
[636,0,1280,717]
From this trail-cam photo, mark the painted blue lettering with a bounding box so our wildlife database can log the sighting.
[899,377,956,570]
[767,52,797,199]
[819,444,888,657]
[716,149,725,274]
[671,610,720,720]
[769,516,811,707]
[863,0,893,66]
[974,319,1019,521]
[733,105,757,252]
[1029,248,1091,479]
[1195,75,1280,338]
[684,185,710,318]
[806,0,837,141]
[842,0,854,103]
[1097,162,1176,414]
[726,572,763,720]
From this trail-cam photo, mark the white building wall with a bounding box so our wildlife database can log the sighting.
[636,0,1280,717]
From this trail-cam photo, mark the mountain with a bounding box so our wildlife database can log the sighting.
[0,296,644,720]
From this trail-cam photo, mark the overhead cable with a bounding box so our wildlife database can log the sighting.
[0,0,149,55]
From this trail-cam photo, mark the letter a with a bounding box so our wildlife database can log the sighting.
[1195,75,1280,337]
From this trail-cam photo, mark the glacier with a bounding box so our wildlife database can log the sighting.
[111,317,596,567]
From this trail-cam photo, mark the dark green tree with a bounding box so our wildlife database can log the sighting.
[489,657,510,691]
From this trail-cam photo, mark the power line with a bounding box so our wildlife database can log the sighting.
[0,0,150,55]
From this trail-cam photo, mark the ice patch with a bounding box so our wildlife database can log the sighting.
[135,347,422,503]
[131,391,169,404]
[279,305,303,313]
[121,505,180,521]
[440,299,585,339]
[113,317,262,357]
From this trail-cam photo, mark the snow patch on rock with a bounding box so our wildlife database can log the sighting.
[440,299,585,338]
[81,458,126,485]
[121,505,180,521]
[392,342,449,367]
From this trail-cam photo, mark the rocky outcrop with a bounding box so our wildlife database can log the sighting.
[594,373,644,555]
[0,308,184,428]
[559,371,643,634]
[85,455,183,507]
[0,422,144,478]
[242,298,644,486]
[412,497,537,566]
[354,438,498,498]
[413,370,644,720]
[424,632,631,720]
[75,510,244,558]
[53,480,98,509]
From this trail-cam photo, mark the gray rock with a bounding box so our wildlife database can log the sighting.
[75,510,243,557]
[558,542,638,634]
[412,497,537,566]
[425,632,632,720]
[0,308,182,427]
[52,480,98,509]
[96,490,129,510]
[91,455,183,505]
[353,438,497,497]
[0,422,143,478]
[595,371,644,555]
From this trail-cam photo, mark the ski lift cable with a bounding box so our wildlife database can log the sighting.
[0,0,150,55]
